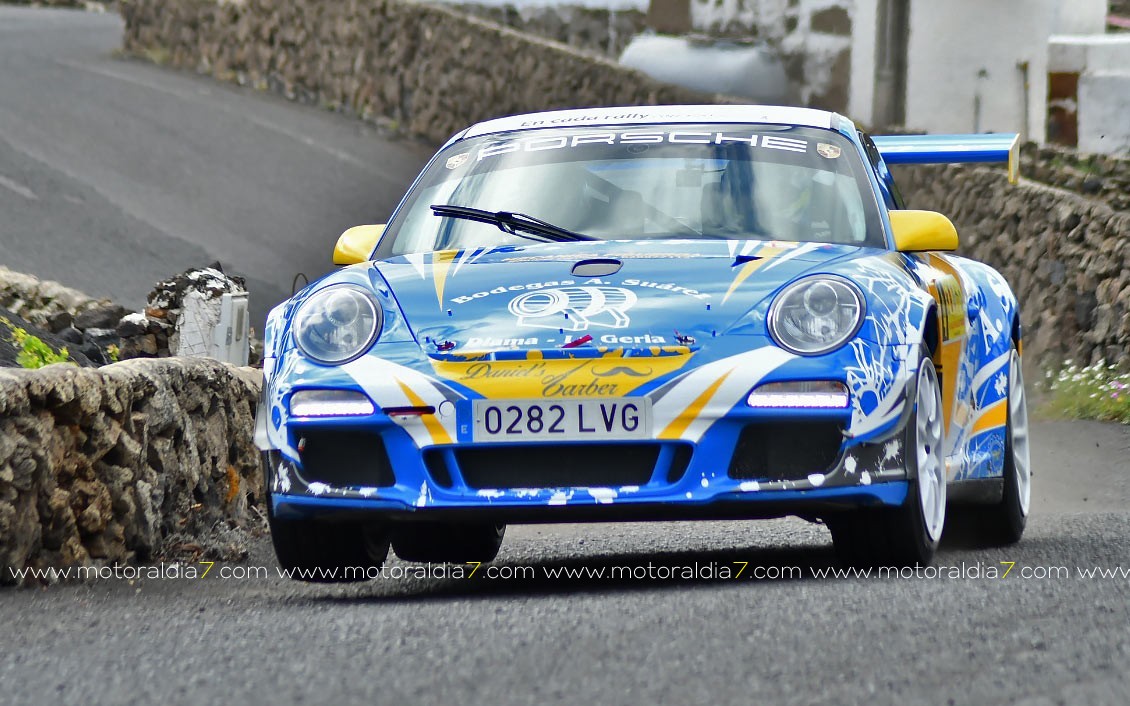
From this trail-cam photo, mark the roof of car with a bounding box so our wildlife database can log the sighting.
[460,105,843,140]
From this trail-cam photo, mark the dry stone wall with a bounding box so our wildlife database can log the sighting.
[120,0,733,146]
[897,165,1130,372]
[452,4,647,59]
[0,359,263,586]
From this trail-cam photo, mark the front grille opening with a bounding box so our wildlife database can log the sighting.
[666,443,694,484]
[423,449,454,489]
[298,430,395,488]
[456,444,659,489]
[728,422,844,481]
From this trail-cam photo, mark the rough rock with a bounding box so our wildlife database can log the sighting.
[0,359,263,586]
[119,0,739,147]
[896,164,1130,372]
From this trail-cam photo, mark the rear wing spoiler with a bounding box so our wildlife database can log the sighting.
[872,133,1020,184]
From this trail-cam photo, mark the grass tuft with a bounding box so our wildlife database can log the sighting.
[1041,360,1130,424]
[1,316,73,369]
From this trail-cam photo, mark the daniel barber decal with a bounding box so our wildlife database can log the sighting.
[509,286,637,331]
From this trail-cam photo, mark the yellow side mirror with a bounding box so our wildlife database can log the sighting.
[333,224,385,265]
[890,210,959,252]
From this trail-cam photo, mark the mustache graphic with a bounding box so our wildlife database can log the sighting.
[592,365,652,377]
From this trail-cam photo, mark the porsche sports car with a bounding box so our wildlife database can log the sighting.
[256,105,1030,579]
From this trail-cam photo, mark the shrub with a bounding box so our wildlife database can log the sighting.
[1,316,73,369]
[1042,360,1130,424]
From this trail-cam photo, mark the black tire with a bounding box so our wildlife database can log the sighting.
[269,514,390,583]
[828,496,937,570]
[391,523,506,563]
[829,350,945,569]
[977,345,1030,545]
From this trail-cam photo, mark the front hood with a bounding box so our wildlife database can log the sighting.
[373,239,871,351]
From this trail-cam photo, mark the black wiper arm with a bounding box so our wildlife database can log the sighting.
[430,204,597,243]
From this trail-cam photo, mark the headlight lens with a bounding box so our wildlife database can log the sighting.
[768,276,864,355]
[293,285,381,364]
[290,389,376,417]
[747,381,850,408]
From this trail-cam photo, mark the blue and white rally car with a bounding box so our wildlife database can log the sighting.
[256,105,1030,579]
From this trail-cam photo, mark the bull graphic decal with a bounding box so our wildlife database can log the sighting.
[509,286,637,331]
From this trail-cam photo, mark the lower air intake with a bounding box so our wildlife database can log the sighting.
[299,430,395,488]
[728,422,844,481]
[456,444,659,489]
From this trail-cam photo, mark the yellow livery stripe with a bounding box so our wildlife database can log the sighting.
[659,369,734,440]
[394,378,453,445]
[971,399,1008,435]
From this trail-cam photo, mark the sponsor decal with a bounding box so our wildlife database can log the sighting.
[451,278,711,306]
[817,143,842,159]
[619,279,710,299]
[465,337,540,348]
[510,286,636,331]
[431,352,692,399]
[445,153,470,169]
[502,253,709,262]
[477,132,810,162]
[451,280,575,305]
[932,276,966,341]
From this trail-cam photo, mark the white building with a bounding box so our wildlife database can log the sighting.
[849,0,1109,142]
[682,0,1125,152]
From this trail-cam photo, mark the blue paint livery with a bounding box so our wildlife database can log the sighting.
[258,106,1023,523]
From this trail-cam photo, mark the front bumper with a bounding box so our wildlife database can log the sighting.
[262,339,922,522]
[265,403,912,522]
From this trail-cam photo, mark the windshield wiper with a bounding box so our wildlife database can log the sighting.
[430,204,598,243]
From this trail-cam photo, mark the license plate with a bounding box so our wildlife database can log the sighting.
[471,398,651,443]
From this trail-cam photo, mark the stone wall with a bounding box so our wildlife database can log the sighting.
[0,359,263,586]
[1,265,127,366]
[897,165,1130,372]
[1019,143,1130,212]
[452,4,647,58]
[691,0,852,112]
[120,0,732,146]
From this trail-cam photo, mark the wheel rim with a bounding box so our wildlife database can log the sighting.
[1009,349,1032,516]
[915,363,946,541]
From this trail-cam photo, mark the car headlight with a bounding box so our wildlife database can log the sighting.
[290,389,376,417]
[293,285,382,364]
[768,276,864,355]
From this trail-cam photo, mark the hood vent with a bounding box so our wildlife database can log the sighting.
[571,258,623,277]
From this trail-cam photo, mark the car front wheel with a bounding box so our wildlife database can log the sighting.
[269,514,391,583]
[829,350,946,568]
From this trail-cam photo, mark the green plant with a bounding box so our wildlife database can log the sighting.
[0,316,73,369]
[1041,360,1130,424]
[106,344,120,363]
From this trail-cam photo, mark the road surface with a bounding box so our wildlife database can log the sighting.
[0,5,434,327]
[1,7,1129,706]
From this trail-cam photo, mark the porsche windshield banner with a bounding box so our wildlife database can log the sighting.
[474,131,812,162]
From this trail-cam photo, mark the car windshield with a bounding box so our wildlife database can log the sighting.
[380,124,884,256]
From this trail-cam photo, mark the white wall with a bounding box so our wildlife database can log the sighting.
[848,0,878,125]
[1079,72,1130,154]
[903,0,1052,141]
[1049,34,1130,155]
[1080,72,1130,153]
[1049,34,1130,73]
[1050,0,1109,34]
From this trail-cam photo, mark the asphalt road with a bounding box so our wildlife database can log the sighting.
[3,7,1130,706]
[0,6,434,328]
[2,420,1129,706]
